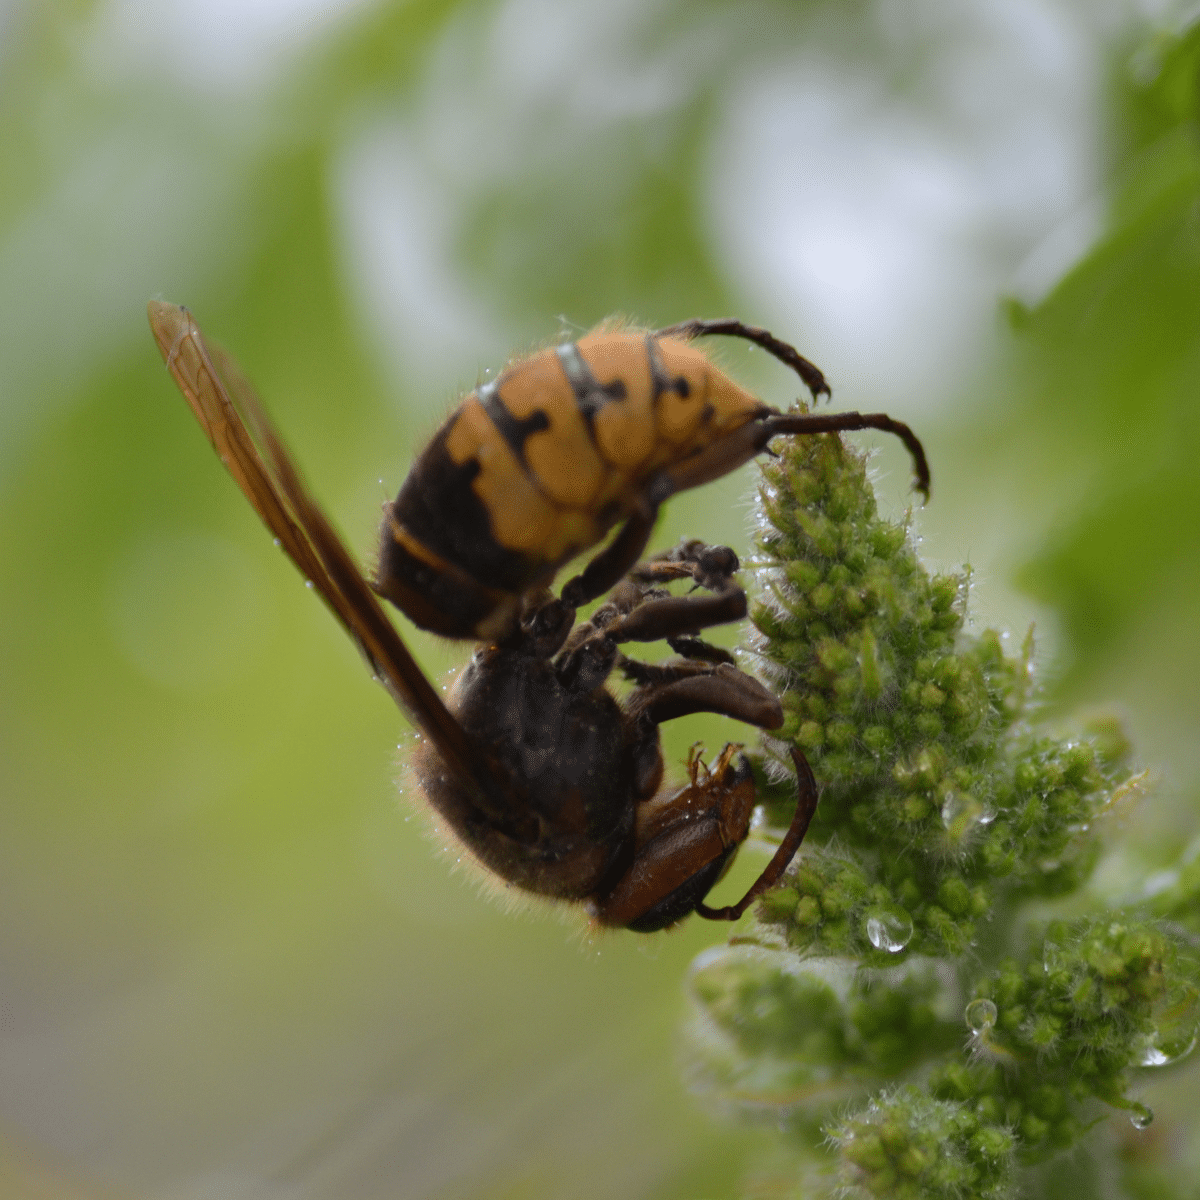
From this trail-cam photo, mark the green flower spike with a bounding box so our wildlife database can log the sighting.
[684,428,1200,1200]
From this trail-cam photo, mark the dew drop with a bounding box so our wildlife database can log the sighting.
[865,910,912,953]
[305,580,314,589]
[965,998,998,1033]
[273,537,281,547]
[1139,1032,1197,1068]
[941,790,994,836]
[940,791,969,831]
[1130,1103,1154,1130]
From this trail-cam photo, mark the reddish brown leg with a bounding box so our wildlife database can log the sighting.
[655,317,830,401]
[619,656,732,689]
[651,319,928,498]
[604,541,747,646]
[696,747,819,921]
[660,405,930,501]
[629,540,741,591]
[628,667,782,731]
[560,507,657,610]
[560,540,748,667]
[605,589,747,645]
[759,411,930,499]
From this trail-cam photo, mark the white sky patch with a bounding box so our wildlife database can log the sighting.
[0,132,243,470]
[331,0,721,405]
[330,0,1112,418]
[485,0,696,128]
[85,0,379,97]
[708,0,1104,411]
[709,67,989,408]
[1009,194,1107,305]
[332,122,504,405]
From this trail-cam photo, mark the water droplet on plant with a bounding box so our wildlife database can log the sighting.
[940,790,994,839]
[305,580,314,589]
[273,537,281,547]
[865,910,912,953]
[1139,1032,1197,1068]
[1130,1103,1154,1130]
[965,998,998,1033]
[941,791,965,828]
[1042,940,1064,974]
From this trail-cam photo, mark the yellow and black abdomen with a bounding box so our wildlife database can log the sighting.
[375,329,764,639]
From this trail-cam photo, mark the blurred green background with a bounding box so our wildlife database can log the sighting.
[2,2,1198,1198]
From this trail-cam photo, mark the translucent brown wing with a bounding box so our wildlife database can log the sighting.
[146,301,484,790]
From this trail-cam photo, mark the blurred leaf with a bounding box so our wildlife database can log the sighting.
[1007,22,1200,701]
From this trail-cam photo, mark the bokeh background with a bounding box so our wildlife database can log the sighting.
[2,1,1199,1197]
